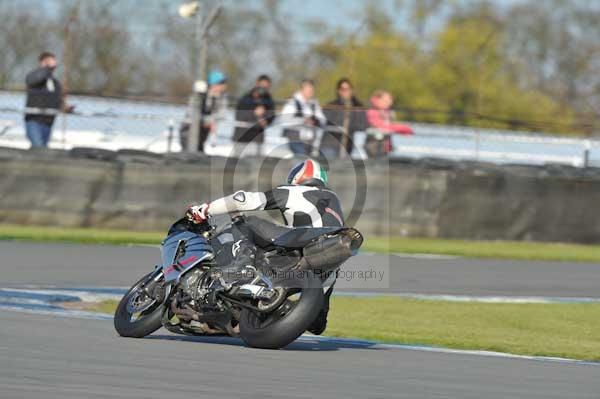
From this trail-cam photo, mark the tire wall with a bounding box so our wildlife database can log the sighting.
[0,147,598,244]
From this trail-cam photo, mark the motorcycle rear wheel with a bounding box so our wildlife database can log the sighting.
[238,271,324,349]
[114,271,164,338]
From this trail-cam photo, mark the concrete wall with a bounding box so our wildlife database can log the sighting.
[1,147,598,243]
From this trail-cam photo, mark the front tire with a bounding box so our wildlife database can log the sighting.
[239,271,324,349]
[114,271,165,338]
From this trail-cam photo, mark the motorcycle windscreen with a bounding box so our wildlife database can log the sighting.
[161,231,214,282]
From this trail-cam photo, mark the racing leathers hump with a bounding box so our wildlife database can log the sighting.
[208,185,344,228]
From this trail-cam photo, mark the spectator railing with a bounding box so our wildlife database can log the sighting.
[0,120,15,140]
[0,90,597,167]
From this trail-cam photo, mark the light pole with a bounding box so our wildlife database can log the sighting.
[178,1,222,153]
[61,1,81,149]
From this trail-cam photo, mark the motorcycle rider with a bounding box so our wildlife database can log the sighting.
[186,159,343,335]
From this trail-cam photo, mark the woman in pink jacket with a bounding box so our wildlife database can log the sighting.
[365,90,413,157]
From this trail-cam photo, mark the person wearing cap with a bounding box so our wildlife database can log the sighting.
[179,69,229,153]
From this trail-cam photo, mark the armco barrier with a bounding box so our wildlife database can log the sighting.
[0,147,599,243]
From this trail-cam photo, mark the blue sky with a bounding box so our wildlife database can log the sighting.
[273,0,523,49]
[3,0,525,84]
[7,0,526,45]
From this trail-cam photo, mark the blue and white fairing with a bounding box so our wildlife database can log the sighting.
[161,231,214,283]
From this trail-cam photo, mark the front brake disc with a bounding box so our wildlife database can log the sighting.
[126,292,156,314]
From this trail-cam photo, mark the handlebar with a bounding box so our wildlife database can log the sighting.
[168,217,213,237]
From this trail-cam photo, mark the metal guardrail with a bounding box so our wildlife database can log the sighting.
[0,120,15,137]
[394,123,594,167]
[0,93,597,167]
[394,145,582,166]
[410,121,596,146]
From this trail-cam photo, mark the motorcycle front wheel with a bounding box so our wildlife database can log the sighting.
[238,271,324,349]
[114,271,165,338]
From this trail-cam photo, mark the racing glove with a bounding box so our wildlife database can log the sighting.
[186,203,210,224]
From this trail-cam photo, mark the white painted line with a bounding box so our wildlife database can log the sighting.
[0,305,114,321]
[6,287,600,305]
[1,288,122,303]
[1,290,597,367]
[334,291,600,303]
[400,293,600,304]
[0,297,48,306]
[299,335,599,366]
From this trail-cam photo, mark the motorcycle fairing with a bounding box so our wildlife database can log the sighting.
[161,231,214,282]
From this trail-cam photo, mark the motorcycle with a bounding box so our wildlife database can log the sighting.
[114,214,363,349]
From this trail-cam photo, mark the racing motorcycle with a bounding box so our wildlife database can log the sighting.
[114,214,363,349]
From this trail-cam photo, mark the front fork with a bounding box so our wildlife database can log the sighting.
[142,266,170,308]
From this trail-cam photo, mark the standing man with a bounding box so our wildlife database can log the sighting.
[201,70,229,153]
[320,78,367,159]
[179,69,228,153]
[233,74,275,156]
[24,52,69,148]
[281,79,326,156]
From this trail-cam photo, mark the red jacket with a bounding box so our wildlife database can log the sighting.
[366,108,413,135]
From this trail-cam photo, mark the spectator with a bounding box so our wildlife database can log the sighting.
[255,74,272,92]
[281,79,326,156]
[180,69,228,153]
[320,78,367,158]
[365,90,413,157]
[24,51,72,148]
[233,74,275,156]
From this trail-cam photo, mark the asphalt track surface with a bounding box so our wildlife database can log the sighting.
[1,241,599,398]
[2,241,599,297]
[1,311,598,399]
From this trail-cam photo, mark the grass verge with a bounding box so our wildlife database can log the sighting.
[367,236,600,262]
[2,223,600,262]
[0,224,163,246]
[90,296,600,361]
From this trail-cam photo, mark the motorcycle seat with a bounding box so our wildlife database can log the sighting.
[243,216,343,249]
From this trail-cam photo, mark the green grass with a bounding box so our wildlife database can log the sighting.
[365,236,600,262]
[0,224,163,246]
[85,299,121,314]
[2,223,600,262]
[91,297,600,361]
[327,297,600,361]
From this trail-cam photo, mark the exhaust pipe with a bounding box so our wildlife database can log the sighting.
[299,228,363,271]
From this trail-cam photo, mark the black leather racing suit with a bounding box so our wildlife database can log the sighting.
[207,181,344,334]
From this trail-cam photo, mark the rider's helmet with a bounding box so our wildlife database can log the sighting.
[287,159,328,186]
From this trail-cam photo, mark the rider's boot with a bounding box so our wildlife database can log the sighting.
[308,284,334,335]
[223,241,257,282]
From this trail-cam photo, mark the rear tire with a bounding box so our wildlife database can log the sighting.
[239,271,324,349]
[114,271,164,338]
